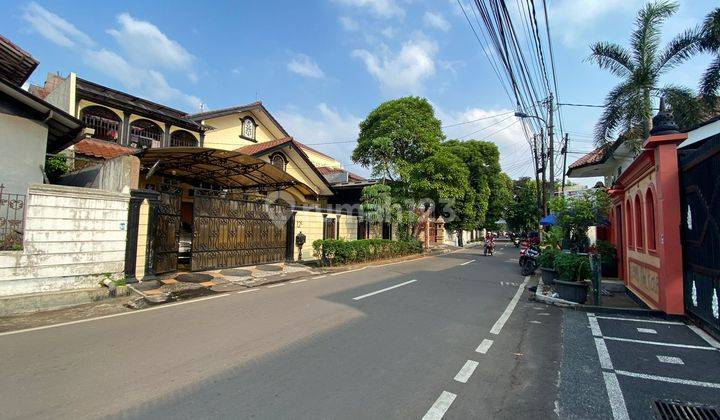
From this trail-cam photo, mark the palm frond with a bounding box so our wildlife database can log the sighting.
[700,8,720,51]
[655,27,702,74]
[586,42,635,77]
[700,56,720,109]
[631,0,678,69]
[660,85,708,131]
[594,82,639,147]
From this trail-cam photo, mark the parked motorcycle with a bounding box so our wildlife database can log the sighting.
[519,244,540,275]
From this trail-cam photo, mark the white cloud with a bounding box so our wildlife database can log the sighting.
[107,13,194,70]
[21,2,93,47]
[381,26,396,38]
[338,16,360,31]
[423,12,450,32]
[287,53,326,79]
[82,49,202,110]
[333,0,404,19]
[548,0,644,47]
[276,103,364,173]
[352,36,438,93]
[437,106,534,177]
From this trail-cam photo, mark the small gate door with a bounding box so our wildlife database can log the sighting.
[153,185,182,274]
[679,134,720,335]
[191,191,290,271]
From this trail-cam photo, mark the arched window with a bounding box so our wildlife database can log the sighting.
[242,117,256,140]
[634,194,644,249]
[645,188,657,250]
[626,199,634,249]
[130,119,163,148]
[270,153,286,171]
[170,130,198,147]
[80,105,121,142]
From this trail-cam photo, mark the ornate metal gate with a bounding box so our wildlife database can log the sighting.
[191,190,290,271]
[679,133,720,335]
[153,185,182,274]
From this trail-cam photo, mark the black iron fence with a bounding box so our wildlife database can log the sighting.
[0,184,26,250]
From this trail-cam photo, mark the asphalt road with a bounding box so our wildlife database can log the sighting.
[0,244,563,420]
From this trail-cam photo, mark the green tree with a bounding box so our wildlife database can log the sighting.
[699,8,720,109]
[506,177,539,233]
[587,0,704,149]
[352,97,443,180]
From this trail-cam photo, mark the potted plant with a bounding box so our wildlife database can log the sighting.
[595,240,618,278]
[553,253,591,303]
[537,248,559,285]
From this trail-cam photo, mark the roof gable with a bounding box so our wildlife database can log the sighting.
[186,101,290,139]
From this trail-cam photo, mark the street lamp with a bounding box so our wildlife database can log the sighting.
[514,111,547,125]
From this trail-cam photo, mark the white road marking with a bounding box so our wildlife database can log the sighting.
[603,372,630,420]
[537,312,550,316]
[476,339,494,354]
[454,360,479,383]
[352,279,417,301]
[489,276,529,335]
[312,275,327,280]
[290,279,308,284]
[0,293,230,337]
[422,391,457,420]
[636,327,657,334]
[267,283,286,288]
[330,267,366,276]
[688,324,720,349]
[460,259,475,266]
[603,336,717,350]
[594,315,683,325]
[530,320,542,324]
[371,256,429,268]
[589,316,602,337]
[505,259,517,263]
[657,355,684,365]
[615,370,720,389]
[594,338,614,370]
[237,289,260,294]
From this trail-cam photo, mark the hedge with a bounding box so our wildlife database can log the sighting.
[312,239,423,266]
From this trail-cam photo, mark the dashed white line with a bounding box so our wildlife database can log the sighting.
[290,279,308,284]
[594,315,683,325]
[330,267,367,276]
[237,289,260,294]
[636,327,657,334]
[0,293,230,337]
[267,283,286,288]
[352,279,417,301]
[603,336,717,350]
[656,355,684,365]
[475,339,494,354]
[460,259,475,266]
[422,391,457,420]
[615,370,720,389]
[312,275,327,280]
[454,360,479,383]
[489,276,529,335]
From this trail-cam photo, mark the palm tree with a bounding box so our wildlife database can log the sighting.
[699,8,720,110]
[587,1,704,149]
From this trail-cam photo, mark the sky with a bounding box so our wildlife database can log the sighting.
[2,0,717,184]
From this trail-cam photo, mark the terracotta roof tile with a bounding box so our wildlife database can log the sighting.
[317,166,365,181]
[74,138,136,160]
[235,136,339,163]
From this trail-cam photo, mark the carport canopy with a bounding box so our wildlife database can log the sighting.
[137,147,315,196]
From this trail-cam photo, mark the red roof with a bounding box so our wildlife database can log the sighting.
[568,146,606,170]
[74,139,135,160]
[236,136,337,162]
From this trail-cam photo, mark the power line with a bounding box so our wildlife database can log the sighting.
[441,110,515,128]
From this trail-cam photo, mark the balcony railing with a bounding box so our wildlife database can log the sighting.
[0,184,25,251]
[130,127,163,149]
[82,114,121,143]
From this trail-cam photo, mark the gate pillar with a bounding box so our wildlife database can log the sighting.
[124,189,160,282]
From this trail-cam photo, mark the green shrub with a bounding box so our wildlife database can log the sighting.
[595,240,617,268]
[553,253,591,282]
[537,248,560,269]
[312,238,423,266]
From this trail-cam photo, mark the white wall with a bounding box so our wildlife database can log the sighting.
[0,184,129,296]
[0,114,48,195]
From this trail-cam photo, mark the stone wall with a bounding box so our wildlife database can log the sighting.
[0,184,130,296]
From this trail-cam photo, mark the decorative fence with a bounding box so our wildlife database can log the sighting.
[0,184,26,250]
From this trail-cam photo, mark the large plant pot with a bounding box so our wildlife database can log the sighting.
[540,267,557,285]
[555,280,588,304]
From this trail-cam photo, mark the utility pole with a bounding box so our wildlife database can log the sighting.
[561,133,569,193]
[546,93,555,207]
[532,134,541,214]
[540,128,547,215]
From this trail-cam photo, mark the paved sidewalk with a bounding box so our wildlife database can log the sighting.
[559,310,720,419]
